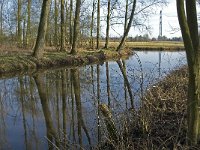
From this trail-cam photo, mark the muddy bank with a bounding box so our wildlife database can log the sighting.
[0,49,133,78]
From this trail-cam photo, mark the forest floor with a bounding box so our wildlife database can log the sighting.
[100,66,200,149]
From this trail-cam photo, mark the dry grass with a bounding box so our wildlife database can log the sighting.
[0,41,184,57]
[98,66,200,149]
[99,41,184,50]
[135,67,188,149]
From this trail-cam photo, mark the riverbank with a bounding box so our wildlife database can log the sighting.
[0,49,132,78]
[133,66,188,149]
[100,66,193,149]
[0,41,184,78]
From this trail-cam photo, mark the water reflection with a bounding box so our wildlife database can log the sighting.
[117,60,134,109]
[0,51,186,149]
[71,68,91,148]
[34,73,60,149]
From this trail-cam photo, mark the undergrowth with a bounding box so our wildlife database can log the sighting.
[98,67,200,149]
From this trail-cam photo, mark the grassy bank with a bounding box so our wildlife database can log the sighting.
[0,49,132,78]
[100,66,194,149]
[0,41,184,78]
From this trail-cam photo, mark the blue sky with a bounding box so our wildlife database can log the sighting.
[108,0,199,39]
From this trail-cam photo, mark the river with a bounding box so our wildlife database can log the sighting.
[0,51,186,149]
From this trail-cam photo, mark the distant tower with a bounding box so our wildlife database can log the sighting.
[159,10,162,37]
[158,10,162,76]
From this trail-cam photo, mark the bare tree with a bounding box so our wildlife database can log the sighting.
[17,0,22,46]
[116,0,137,52]
[90,0,95,49]
[54,0,58,47]
[96,0,100,49]
[176,0,200,145]
[69,0,73,45]
[0,0,4,36]
[65,0,69,43]
[33,0,51,59]
[104,0,111,49]
[70,0,81,54]
[26,0,32,46]
[60,0,65,51]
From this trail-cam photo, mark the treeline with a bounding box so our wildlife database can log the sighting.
[0,0,167,50]
[101,35,183,42]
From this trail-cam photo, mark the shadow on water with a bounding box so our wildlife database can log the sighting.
[0,51,186,149]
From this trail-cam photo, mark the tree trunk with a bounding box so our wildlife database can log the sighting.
[0,0,4,36]
[116,0,137,52]
[104,0,111,49]
[124,0,128,33]
[70,0,81,54]
[54,0,58,47]
[69,0,73,45]
[176,0,200,145]
[26,0,32,46]
[45,1,52,46]
[32,0,51,59]
[90,0,95,49]
[23,18,26,46]
[96,0,100,49]
[65,0,69,43]
[186,0,199,52]
[17,0,22,46]
[60,0,65,51]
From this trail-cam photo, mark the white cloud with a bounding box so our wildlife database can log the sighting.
[137,0,181,38]
[107,1,199,38]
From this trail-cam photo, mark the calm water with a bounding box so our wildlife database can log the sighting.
[0,51,186,149]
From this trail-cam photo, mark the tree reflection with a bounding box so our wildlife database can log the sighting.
[0,81,7,148]
[106,62,111,107]
[34,73,60,149]
[122,60,128,109]
[61,70,67,148]
[28,76,39,149]
[97,65,101,142]
[71,68,91,148]
[117,60,134,109]
[19,77,28,150]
